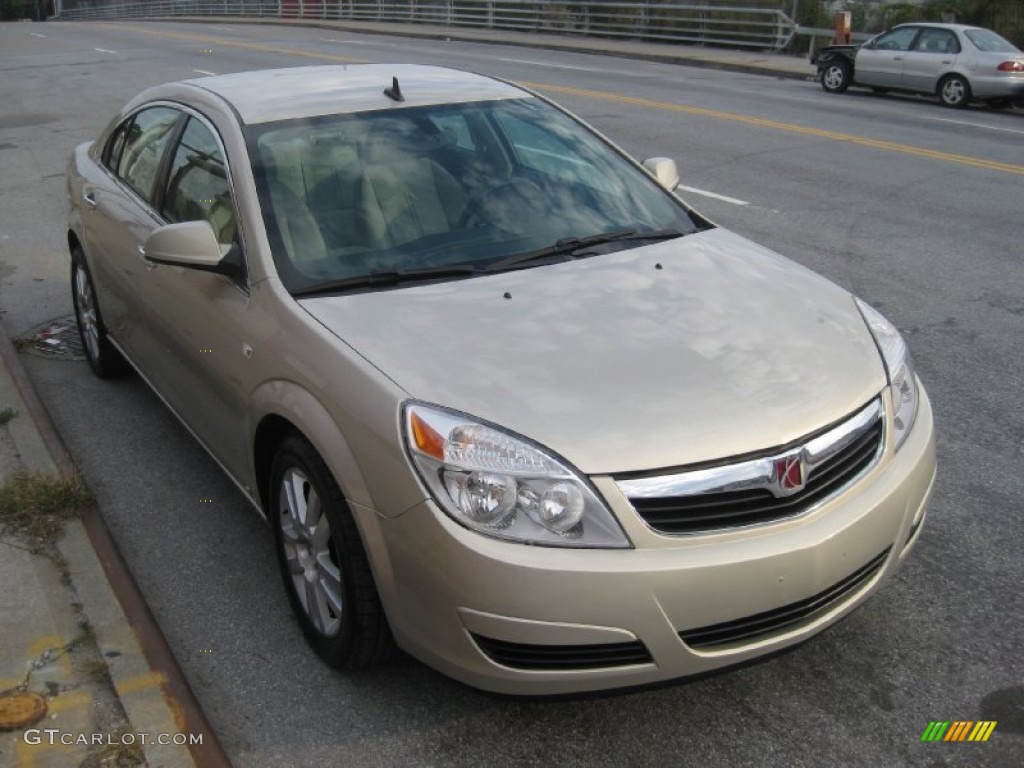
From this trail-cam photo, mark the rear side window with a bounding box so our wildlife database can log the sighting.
[116,107,181,203]
[162,117,237,247]
[914,29,960,54]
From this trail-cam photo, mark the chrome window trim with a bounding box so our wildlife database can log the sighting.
[615,398,884,531]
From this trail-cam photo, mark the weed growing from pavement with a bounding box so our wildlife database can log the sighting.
[0,472,93,551]
[81,732,146,768]
[0,406,15,425]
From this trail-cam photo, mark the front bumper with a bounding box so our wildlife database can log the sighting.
[360,387,936,695]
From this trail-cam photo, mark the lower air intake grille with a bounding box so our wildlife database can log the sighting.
[471,634,653,670]
[679,548,891,649]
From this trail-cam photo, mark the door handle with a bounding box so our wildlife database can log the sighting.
[942,60,952,64]
[82,191,98,209]
[893,56,903,61]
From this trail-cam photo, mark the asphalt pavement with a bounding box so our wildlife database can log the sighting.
[1,17,1023,768]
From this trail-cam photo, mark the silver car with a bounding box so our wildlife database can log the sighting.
[66,64,936,695]
[818,23,1024,108]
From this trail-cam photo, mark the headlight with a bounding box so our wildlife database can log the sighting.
[855,298,919,451]
[403,403,631,548]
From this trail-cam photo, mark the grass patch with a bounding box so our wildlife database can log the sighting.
[0,472,93,550]
[81,732,146,768]
[0,406,16,425]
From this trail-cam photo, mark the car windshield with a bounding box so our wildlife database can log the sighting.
[245,97,705,294]
[964,28,1020,53]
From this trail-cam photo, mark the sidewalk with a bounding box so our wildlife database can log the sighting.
[0,330,201,767]
[168,15,818,81]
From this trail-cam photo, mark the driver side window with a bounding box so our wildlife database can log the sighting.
[161,117,237,249]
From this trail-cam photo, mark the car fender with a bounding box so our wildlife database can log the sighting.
[65,144,91,253]
[249,379,374,512]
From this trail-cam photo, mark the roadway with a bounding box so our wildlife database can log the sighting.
[1,19,1022,767]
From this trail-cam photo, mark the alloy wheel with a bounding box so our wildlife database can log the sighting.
[942,78,967,106]
[278,467,343,636]
[824,65,846,91]
[73,264,101,363]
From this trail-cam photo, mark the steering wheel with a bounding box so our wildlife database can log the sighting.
[458,177,544,230]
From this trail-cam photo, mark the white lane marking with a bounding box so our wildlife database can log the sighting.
[210,26,231,31]
[319,37,387,45]
[94,47,118,54]
[925,115,1024,136]
[676,185,750,206]
[30,32,46,38]
[496,56,612,74]
[192,69,217,76]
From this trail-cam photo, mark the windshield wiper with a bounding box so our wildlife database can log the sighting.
[293,264,479,297]
[487,228,685,272]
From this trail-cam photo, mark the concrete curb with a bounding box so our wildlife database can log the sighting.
[0,329,231,767]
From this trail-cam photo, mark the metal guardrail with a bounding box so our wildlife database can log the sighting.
[55,1,799,51]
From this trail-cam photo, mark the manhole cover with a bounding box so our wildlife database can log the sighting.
[0,691,47,730]
[17,315,86,361]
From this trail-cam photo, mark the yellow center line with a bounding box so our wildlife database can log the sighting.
[99,22,365,63]
[524,82,1024,176]
[96,23,1022,176]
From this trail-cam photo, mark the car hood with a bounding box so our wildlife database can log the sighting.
[300,228,885,475]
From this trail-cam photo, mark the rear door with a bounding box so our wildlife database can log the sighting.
[83,106,184,359]
[902,27,961,93]
[856,26,921,87]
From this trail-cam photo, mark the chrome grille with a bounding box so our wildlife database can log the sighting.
[617,399,884,535]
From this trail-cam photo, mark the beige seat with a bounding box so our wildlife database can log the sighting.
[358,153,466,250]
[260,137,329,269]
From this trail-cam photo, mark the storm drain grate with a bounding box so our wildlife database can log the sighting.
[16,315,86,361]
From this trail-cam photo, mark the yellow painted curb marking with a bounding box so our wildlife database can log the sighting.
[114,670,168,696]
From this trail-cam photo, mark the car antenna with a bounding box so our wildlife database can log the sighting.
[383,76,404,102]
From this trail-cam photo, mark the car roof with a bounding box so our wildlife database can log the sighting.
[892,22,984,33]
[180,64,527,125]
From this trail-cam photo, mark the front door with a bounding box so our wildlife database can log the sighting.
[856,26,921,88]
[131,114,260,483]
[83,106,183,358]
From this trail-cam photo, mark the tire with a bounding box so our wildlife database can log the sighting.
[938,75,971,108]
[820,59,852,94]
[269,435,393,670]
[70,247,131,378]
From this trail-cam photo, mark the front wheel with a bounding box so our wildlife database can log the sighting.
[938,75,971,108]
[820,60,852,94]
[71,247,130,378]
[269,435,393,670]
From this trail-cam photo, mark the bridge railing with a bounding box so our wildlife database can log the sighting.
[55,1,799,51]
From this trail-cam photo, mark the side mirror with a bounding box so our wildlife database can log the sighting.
[642,157,680,191]
[144,221,241,278]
